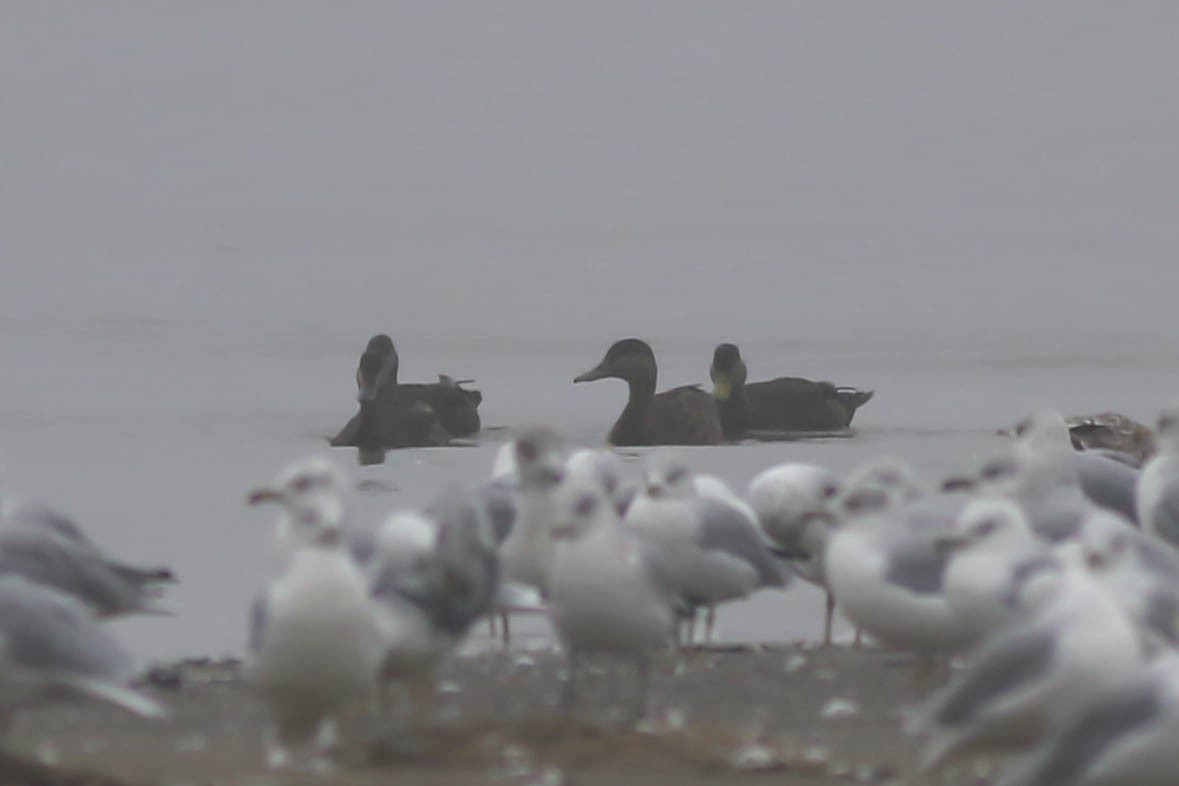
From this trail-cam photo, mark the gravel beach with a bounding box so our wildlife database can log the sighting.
[2,644,998,786]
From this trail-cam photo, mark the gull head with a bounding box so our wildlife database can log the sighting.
[640,456,694,501]
[513,427,566,491]
[1157,402,1179,452]
[550,479,613,542]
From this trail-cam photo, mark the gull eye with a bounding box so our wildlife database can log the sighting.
[975,519,998,538]
[291,475,314,492]
[574,494,598,517]
[516,440,538,464]
[665,467,687,485]
[821,484,839,500]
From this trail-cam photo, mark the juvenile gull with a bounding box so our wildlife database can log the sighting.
[245,480,382,768]
[1137,402,1179,549]
[0,574,166,731]
[995,652,1179,786]
[988,410,1139,537]
[907,545,1143,771]
[624,457,786,643]
[548,476,676,718]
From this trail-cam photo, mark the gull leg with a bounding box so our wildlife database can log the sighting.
[632,654,651,722]
[561,650,579,712]
[502,611,512,648]
[704,605,717,643]
[823,590,835,647]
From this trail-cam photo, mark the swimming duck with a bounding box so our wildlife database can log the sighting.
[574,339,723,446]
[331,335,477,448]
[708,343,873,439]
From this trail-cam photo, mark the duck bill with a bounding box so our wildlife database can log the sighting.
[711,373,733,401]
[574,362,610,383]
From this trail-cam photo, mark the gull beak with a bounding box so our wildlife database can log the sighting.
[247,487,284,506]
[933,534,968,555]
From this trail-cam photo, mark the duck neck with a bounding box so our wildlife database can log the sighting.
[611,377,656,445]
[717,375,752,437]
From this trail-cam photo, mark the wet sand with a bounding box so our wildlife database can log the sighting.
[5,645,997,786]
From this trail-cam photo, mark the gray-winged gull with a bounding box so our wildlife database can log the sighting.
[370,485,500,715]
[1137,402,1179,549]
[907,545,1143,771]
[0,501,176,618]
[0,574,166,731]
[995,651,1179,786]
[624,456,786,643]
[548,476,676,719]
[823,460,972,659]
[748,462,842,643]
[941,497,1055,645]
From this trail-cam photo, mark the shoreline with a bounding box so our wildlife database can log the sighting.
[4,645,995,786]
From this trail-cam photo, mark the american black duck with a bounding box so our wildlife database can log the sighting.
[574,338,723,446]
[708,343,873,439]
[331,335,481,448]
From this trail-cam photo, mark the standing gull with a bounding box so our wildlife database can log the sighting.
[1137,402,1179,549]
[823,481,970,661]
[370,487,500,713]
[940,498,1054,646]
[625,456,786,643]
[499,427,567,598]
[548,476,676,719]
[748,462,842,643]
[245,478,382,768]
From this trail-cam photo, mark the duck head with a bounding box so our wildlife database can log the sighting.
[709,343,748,402]
[574,338,657,387]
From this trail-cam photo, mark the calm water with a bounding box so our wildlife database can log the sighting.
[1,4,1177,661]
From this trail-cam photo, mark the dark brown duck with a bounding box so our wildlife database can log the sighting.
[708,343,872,439]
[331,334,481,448]
[574,338,723,446]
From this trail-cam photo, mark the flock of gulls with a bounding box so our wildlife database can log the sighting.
[2,333,1178,786]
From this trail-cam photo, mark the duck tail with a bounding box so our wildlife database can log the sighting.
[836,388,874,416]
